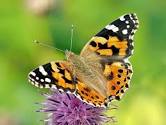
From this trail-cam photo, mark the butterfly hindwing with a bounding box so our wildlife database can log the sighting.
[103,61,133,101]
[28,61,76,92]
[81,13,139,59]
[75,81,107,107]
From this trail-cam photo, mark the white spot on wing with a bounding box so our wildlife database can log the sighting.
[45,84,51,88]
[133,20,136,24]
[105,24,119,32]
[45,78,51,83]
[135,19,139,24]
[120,16,125,21]
[105,24,114,30]
[125,21,129,24]
[30,72,36,76]
[34,81,40,87]
[122,29,128,35]
[40,85,44,88]
[39,66,48,76]
[66,90,72,94]
[40,79,44,82]
[112,27,119,32]
[34,83,39,87]
[58,89,64,92]
[29,78,35,85]
[31,82,35,85]
[129,35,134,40]
[124,58,129,63]
[29,77,34,82]
[52,85,57,89]
[133,30,137,33]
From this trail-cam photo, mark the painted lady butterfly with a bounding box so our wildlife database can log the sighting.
[28,13,139,107]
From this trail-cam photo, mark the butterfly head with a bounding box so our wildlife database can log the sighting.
[65,50,74,60]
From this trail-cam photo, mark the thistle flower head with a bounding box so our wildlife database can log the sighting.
[40,89,111,125]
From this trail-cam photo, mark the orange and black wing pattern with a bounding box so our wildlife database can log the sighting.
[28,61,107,107]
[28,61,75,92]
[103,61,133,101]
[81,13,139,59]
[75,81,107,107]
[80,13,139,103]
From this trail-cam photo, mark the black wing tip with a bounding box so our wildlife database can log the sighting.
[28,64,53,89]
[127,13,139,28]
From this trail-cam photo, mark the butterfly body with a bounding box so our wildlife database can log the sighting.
[28,13,139,107]
[66,51,108,97]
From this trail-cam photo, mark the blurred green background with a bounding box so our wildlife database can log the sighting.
[0,0,166,125]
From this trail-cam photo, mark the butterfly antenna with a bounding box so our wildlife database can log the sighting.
[69,24,74,52]
[33,40,65,54]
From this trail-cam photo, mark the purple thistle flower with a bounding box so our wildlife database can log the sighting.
[39,89,113,125]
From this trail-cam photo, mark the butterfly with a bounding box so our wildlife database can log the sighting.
[28,13,139,107]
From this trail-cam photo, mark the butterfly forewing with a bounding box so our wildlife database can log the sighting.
[28,61,76,92]
[80,13,139,59]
